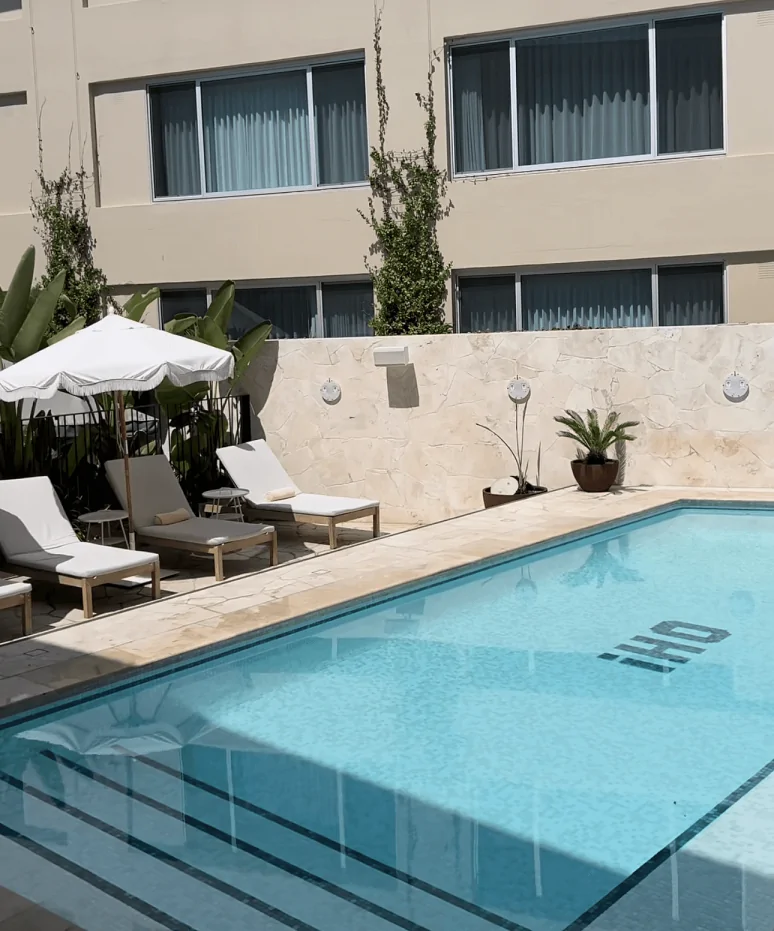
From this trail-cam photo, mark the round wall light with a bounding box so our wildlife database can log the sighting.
[507,378,531,403]
[320,379,342,405]
[723,373,749,403]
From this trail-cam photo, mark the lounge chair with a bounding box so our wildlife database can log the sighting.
[0,580,32,636]
[217,440,380,549]
[0,477,160,620]
[105,456,277,582]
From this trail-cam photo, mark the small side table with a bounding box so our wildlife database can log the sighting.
[78,509,129,547]
[200,488,249,522]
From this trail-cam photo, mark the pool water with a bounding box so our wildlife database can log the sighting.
[0,506,773,931]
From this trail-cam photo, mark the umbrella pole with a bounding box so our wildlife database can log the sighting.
[115,392,136,549]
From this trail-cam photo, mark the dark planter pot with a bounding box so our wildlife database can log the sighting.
[571,460,619,493]
[482,481,548,509]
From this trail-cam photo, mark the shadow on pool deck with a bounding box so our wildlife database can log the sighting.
[0,520,407,646]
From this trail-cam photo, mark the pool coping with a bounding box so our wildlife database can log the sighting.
[0,484,772,721]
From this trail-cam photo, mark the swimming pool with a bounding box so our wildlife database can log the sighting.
[0,505,772,930]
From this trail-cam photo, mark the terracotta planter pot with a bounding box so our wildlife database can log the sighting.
[482,482,548,509]
[571,460,619,493]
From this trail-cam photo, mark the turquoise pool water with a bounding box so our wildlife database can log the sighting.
[0,506,772,930]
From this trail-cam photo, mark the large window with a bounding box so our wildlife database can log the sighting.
[451,13,723,174]
[150,59,368,198]
[159,281,374,338]
[457,264,724,332]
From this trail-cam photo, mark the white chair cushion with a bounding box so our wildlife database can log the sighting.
[216,440,299,502]
[11,543,158,579]
[248,492,379,518]
[105,456,194,530]
[138,517,274,547]
[0,581,32,599]
[216,441,380,517]
[0,476,79,559]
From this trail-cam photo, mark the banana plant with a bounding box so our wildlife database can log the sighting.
[152,281,272,500]
[122,288,161,324]
[0,247,87,482]
[154,281,272,407]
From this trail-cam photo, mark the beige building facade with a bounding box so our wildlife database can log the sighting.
[1,0,773,335]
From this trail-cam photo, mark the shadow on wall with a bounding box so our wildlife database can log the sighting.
[386,363,420,409]
[245,340,280,441]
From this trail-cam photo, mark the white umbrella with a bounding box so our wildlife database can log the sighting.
[0,314,234,544]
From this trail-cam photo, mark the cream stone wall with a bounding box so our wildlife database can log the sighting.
[243,325,774,524]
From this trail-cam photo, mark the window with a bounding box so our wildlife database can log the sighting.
[658,264,724,326]
[150,59,368,198]
[234,287,318,339]
[321,282,374,337]
[458,276,516,332]
[159,288,208,327]
[457,264,723,332]
[523,269,653,330]
[450,13,723,174]
[159,281,374,339]
[452,44,512,173]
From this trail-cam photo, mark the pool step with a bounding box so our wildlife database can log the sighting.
[0,753,525,931]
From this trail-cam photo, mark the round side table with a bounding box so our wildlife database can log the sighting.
[201,488,249,522]
[78,509,129,547]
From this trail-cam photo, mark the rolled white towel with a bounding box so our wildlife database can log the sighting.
[264,487,297,502]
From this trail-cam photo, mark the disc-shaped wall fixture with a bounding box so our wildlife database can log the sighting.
[321,379,342,404]
[507,378,531,403]
[723,373,749,403]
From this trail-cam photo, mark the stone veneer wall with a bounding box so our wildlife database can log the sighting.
[241,325,774,524]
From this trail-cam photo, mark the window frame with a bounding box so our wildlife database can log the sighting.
[158,276,375,339]
[146,52,369,202]
[454,260,727,332]
[447,8,727,179]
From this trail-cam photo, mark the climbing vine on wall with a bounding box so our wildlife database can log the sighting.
[360,10,452,336]
[31,135,108,335]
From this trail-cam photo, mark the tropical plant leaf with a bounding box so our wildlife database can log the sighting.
[59,294,78,320]
[231,322,272,384]
[46,314,86,346]
[123,288,160,323]
[12,270,67,360]
[197,316,229,352]
[155,378,209,409]
[164,314,200,337]
[205,281,235,335]
[0,246,36,349]
[555,408,639,463]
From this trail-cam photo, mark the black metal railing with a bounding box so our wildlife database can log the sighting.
[1,395,251,519]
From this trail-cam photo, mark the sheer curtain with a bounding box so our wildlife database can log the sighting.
[321,283,374,337]
[458,276,517,332]
[150,84,201,197]
[657,16,723,154]
[235,287,318,339]
[314,63,368,185]
[658,265,724,326]
[517,25,650,166]
[202,72,311,193]
[523,269,653,330]
[452,44,512,173]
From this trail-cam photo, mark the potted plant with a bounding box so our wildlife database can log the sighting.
[554,409,638,493]
[477,402,547,508]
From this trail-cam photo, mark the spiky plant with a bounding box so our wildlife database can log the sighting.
[554,409,638,465]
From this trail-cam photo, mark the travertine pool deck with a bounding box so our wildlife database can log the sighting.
[0,483,770,715]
